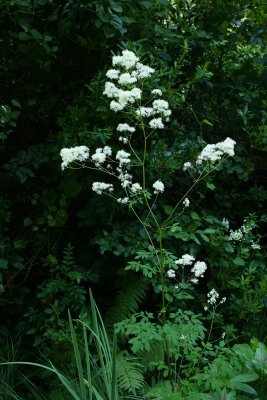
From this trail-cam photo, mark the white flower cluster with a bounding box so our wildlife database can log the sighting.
[207,289,226,307]
[131,183,142,193]
[174,254,207,284]
[183,162,193,171]
[191,261,207,278]
[151,89,162,96]
[117,123,136,133]
[149,117,164,129]
[60,146,89,170]
[117,197,129,204]
[229,228,243,241]
[116,150,131,167]
[251,242,261,250]
[222,218,230,229]
[183,198,190,208]
[196,137,236,164]
[229,220,253,241]
[91,146,112,167]
[136,100,171,130]
[167,269,176,278]
[92,182,114,195]
[104,50,154,112]
[153,180,164,194]
[175,254,195,266]
[104,50,171,132]
[183,137,236,171]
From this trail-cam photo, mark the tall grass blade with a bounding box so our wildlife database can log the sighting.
[82,322,92,400]
[68,310,87,400]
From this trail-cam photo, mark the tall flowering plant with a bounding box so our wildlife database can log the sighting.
[60,50,236,387]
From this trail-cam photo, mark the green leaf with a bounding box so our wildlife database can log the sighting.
[24,217,32,226]
[202,119,213,127]
[109,0,123,13]
[233,257,245,266]
[18,32,30,41]
[11,99,21,108]
[30,28,42,41]
[198,231,210,242]
[234,383,257,395]
[229,372,258,384]
[190,212,201,220]
[0,259,8,269]
[206,182,216,190]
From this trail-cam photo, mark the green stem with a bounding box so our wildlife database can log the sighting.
[159,228,174,392]
[140,115,174,390]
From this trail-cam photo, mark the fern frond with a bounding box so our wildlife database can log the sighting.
[139,340,165,372]
[105,274,149,332]
[62,243,76,271]
[117,352,145,394]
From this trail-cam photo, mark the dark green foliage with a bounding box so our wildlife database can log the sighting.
[0,0,266,397]
[105,274,149,332]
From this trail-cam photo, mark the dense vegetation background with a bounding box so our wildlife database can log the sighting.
[0,0,266,398]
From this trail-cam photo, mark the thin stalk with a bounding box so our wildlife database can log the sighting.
[159,228,174,392]
[163,157,229,229]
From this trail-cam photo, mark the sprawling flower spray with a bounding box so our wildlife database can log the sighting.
[60,49,236,387]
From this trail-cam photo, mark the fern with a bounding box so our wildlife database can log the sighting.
[117,352,145,395]
[62,243,77,272]
[105,274,149,332]
[138,340,165,372]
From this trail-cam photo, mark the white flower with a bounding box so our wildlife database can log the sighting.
[134,62,155,78]
[204,306,208,311]
[112,50,140,69]
[136,107,155,117]
[151,89,162,96]
[103,82,120,98]
[130,88,142,100]
[207,288,220,305]
[222,218,230,229]
[175,254,195,266]
[117,123,136,133]
[131,183,142,193]
[183,162,193,171]
[251,242,261,250]
[118,73,137,85]
[92,182,114,195]
[152,99,171,117]
[183,198,190,208]
[118,88,141,107]
[116,150,131,166]
[60,146,90,170]
[110,101,124,112]
[153,180,164,194]
[216,137,236,157]
[167,269,176,278]
[106,69,120,80]
[91,148,107,166]
[119,136,129,144]
[149,117,164,129]
[229,229,243,241]
[180,334,187,340]
[191,261,207,278]
[118,171,132,188]
[190,278,199,284]
[196,144,222,164]
[197,137,236,164]
[117,197,129,204]
[103,146,112,156]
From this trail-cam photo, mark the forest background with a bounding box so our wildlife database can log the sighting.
[0,0,266,399]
